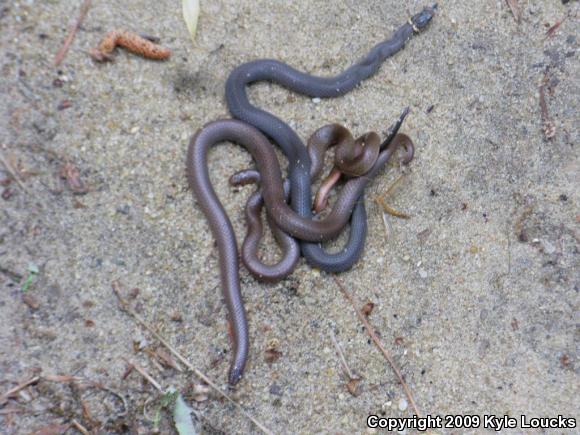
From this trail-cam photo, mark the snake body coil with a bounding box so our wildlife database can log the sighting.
[187,6,435,384]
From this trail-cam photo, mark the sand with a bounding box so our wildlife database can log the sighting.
[0,0,578,433]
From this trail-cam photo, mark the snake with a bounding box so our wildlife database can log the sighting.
[188,5,435,384]
[187,120,413,384]
[234,108,410,281]
[225,5,435,274]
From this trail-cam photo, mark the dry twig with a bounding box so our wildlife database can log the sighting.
[505,0,520,23]
[545,16,567,40]
[374,174,411,219]
[539,71,556,140]
[0,151,30,193]
[111,281,274,435]
[123,359,163,392]
[0,376,40,405]
[330,331,356,380]
[71,419,90,435]
[333,276,422,417]
[54,0,92,66]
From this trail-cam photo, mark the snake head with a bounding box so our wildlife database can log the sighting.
[412,4,438,30]
[228,365,244,386]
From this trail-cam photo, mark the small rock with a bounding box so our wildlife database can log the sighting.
[269,383,283,396]
[398,398,408,411]
[542,241,556,254]
[312,97,321,103]
[418,269,428,279]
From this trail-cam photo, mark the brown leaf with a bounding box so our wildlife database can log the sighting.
[346,378,362,397]
[22,294,40,310]
[264,349,282,364]
[361,302,375,317]
[545,18,566,39]
[59,162,88,194]
[505,0,520,23]
[560,354,570,368]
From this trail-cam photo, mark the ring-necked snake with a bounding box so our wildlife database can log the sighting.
[187,5,435,385]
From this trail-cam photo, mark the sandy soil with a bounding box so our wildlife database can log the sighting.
[0,1,578,434]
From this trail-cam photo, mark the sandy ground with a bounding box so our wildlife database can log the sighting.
[0,0,578,434]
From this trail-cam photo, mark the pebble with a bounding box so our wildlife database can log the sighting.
[398,398,408,411]
[312,97,321,103]
[269,383,283,396]
[542,240,556,254]
[418,269,428,279]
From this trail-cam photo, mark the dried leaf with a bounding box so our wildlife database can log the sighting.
[182,0,200,43]
[545,19,565,39]
[361,302,375,317]
[346,378,362,397]
[192,384,210,402]
[22,293,40,310]
[173,393,198,435]
[264,349,282,364]
[60,162,88,194]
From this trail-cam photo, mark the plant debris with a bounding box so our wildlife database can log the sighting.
[90,30,171,62]
[361,301,375,317]
[21,263,39,293]
[182,0,201,44]
[539,70,556,140]
[333,276,422,417]
[54,0,92,66]
[191,384,210,403]
[174,393,199,435]
[264,348,283,364]
[505,0,520,23]
[346,378,363,397]
[111,281,274,435]
[60,161,88,194]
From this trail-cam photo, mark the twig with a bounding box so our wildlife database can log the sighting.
[381,212,395,243]
[375,195,411,219]
[123,359,163,392]
[329,331,356,380]
[374,175,411,219]
[111,280,274,435]
[54,0,92,67]
[0,376,40,404]
[0,151,30,193]
[71,419,90,435]
[505,0,520,23]
[544,16,567,40]
[539,70,555,140]
[332,276,422,417]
